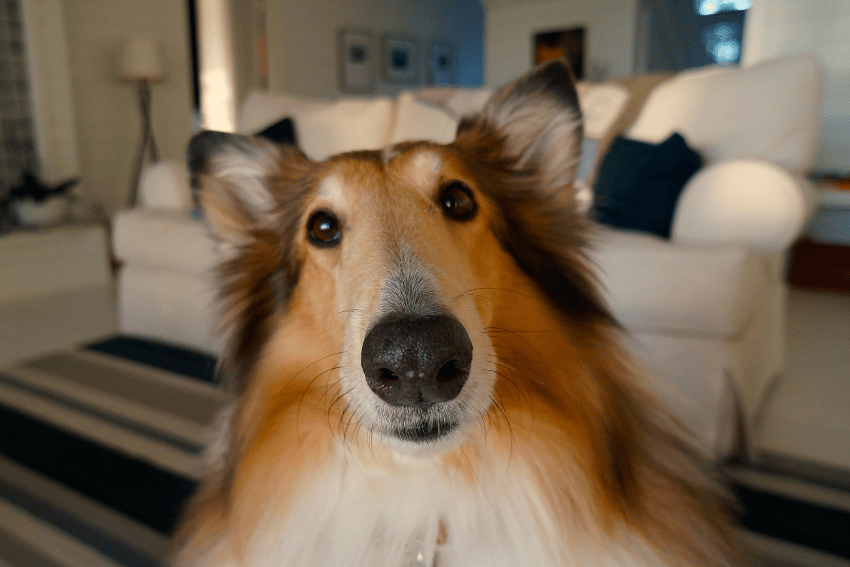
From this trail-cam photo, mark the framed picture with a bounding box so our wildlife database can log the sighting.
[338,28,374,93]
[426,40,456,85]
[381,34,420,85]
[533,27,585,79]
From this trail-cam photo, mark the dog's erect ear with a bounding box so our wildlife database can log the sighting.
[457,60,582,194]
[187,131,310,244]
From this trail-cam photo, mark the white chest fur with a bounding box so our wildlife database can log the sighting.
[228,447,660,567]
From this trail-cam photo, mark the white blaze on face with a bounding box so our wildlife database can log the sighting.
[316,172,349,208]
[407,150,444,191]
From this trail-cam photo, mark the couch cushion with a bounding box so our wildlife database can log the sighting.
[389,92,459,145]
[238,91,395,161]
[113,210,220,276]
[589,227,765,338]
[625,54,823,175]
[413,87,492,118]
[592,133,702,238]
[139,162,193,212]
[575,81,630,140]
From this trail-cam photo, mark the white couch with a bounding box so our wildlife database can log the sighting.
[112,54,823,458]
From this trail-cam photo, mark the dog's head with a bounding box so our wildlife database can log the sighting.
[189,60,613,458]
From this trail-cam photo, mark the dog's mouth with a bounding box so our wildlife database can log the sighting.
[392,419,458,443]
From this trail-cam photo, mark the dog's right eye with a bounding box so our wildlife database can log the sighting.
[440,181,477,221]
[306,210,342,247]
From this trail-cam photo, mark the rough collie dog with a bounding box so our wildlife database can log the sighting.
[175,61,738,566]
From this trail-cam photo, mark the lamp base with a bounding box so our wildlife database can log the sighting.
[127,80,159,207]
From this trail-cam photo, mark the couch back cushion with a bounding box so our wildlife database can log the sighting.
[625,54,823,175]
[239,92,395,161]
[389,92,459,145]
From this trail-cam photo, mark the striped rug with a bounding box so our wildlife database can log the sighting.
[0,335,848,566]
[0,336,224,567]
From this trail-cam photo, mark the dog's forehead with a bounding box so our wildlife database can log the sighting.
[315,145,448,205]
[388,146,445,184]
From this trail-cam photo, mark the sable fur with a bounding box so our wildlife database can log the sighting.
[174,60,739,567]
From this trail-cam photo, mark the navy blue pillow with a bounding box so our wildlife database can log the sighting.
[255,117,298,146]
[591,133,701,238]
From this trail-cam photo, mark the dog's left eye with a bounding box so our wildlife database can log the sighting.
[306,210,342,247]
[440,181,477,221]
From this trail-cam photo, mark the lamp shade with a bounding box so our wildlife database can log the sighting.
[119,38,166,82]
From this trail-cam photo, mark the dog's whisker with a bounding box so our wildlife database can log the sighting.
[343,401,366,449]
[289,351,345,382]
[452,293,497,305]
[457,287,537,300]
[488,394,514,467]
[334,395,358,449]
[323,308,366,322]
[327,385,355,418]
[485,327,555,386]
[484,363,534,404]
[485,357,520,374]
[319,368,343,407]
[295,365,343,440]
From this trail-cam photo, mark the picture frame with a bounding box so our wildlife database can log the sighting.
[381,34,420,85]
[338,28,374,93]
[533,27,586,79]
[426,39,456,85]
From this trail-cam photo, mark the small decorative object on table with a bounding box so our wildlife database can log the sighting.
[2,171,80,228]
[787,171,850,293]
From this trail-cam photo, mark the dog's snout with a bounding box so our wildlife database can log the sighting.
[361,314,473,408]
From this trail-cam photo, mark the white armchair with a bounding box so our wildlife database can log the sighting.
[589,54,823,457]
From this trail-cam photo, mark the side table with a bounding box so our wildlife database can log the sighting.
[0,223,117,364]
[787,186,850,293]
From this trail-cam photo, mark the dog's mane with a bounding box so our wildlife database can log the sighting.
[199,144,315,393]
[451,120,618,329]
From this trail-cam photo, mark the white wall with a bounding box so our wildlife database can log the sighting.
[57,0,483,214]
[265,0,484,98]
[485,0,639,88]
[62,0,194,215]
[743,1,850,172]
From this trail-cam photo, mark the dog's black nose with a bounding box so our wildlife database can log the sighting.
[361,314,473,408]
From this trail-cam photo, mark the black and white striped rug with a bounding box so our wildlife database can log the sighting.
[0,336,223,566]
[0,335,847,566]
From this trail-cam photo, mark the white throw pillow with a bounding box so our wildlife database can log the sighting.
[443,88,493,118]
[238,91,395,161]
[389,92,459,146]
[297,97,395,160]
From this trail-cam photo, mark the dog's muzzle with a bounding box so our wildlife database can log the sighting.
[360,314,472,440]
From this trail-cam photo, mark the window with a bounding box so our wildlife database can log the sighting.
[695,0,749,66]
[0,0,36,196]
[636,0,751,73]
[695,0,752,16]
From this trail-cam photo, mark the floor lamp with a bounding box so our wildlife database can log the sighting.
[119,38,166,207]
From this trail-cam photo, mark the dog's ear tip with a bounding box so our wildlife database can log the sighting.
[525,59,580,102]
[186,130,229,176]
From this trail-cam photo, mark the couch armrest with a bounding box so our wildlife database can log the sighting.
[671,159,814,253]
[138,161,193,212]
